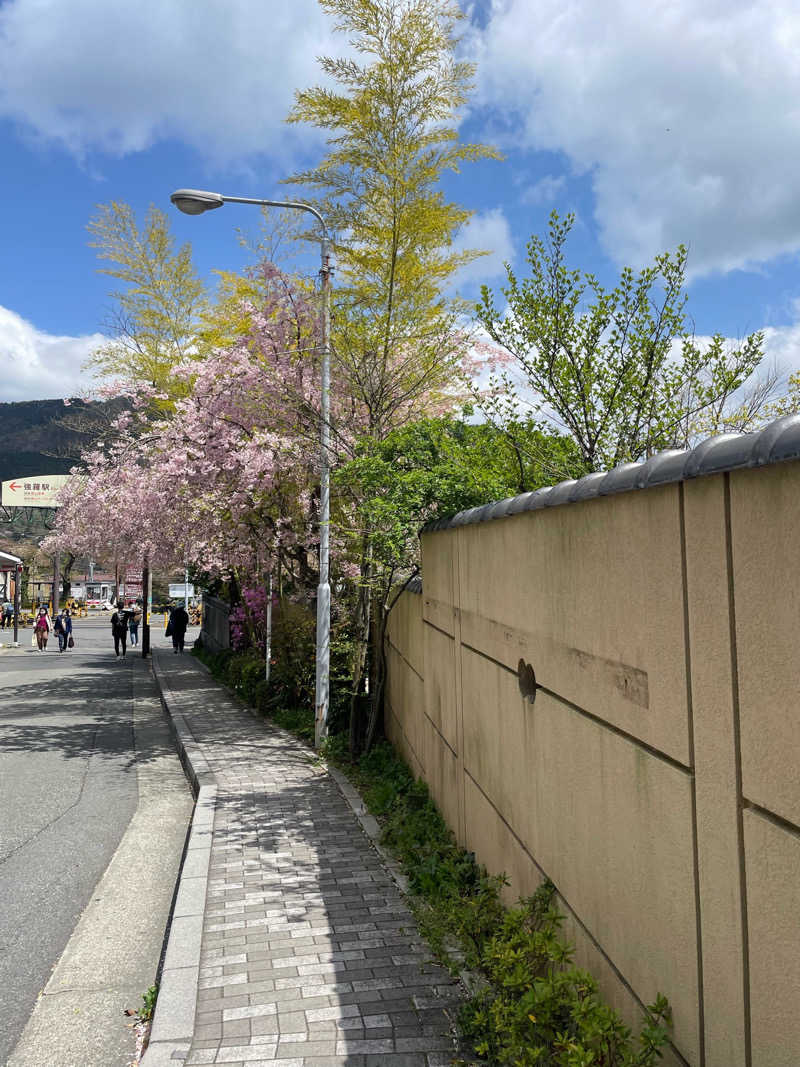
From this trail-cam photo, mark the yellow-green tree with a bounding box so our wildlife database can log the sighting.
[288,0,499,444]
[288,0,500,750]
[86,201,207,397]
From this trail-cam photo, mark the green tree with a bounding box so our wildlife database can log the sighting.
[336,416,580,749]
[477,211,765,471]
[86,201,208,396]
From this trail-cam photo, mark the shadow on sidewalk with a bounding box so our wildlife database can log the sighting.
[184,720,466,1061]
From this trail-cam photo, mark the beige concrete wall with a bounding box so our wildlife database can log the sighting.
[385,459,800,1066]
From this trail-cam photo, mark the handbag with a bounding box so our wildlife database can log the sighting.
[68,635,74,648]
[31,631,37,647]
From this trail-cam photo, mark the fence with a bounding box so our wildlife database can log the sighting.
[201,594,230,654]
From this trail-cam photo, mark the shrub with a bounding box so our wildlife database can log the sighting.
[325,741,672,1066]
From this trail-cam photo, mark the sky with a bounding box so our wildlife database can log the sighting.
[2,0,800,402]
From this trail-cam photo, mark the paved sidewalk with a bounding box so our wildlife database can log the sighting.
[143,649,469,1067]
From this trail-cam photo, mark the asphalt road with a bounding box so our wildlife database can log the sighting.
[0,614,195,1065]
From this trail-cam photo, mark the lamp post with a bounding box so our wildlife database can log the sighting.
[170,189,332,747]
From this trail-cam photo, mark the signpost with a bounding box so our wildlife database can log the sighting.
[168,582,195,601]
[1,475,71,509]
[1,476,71,626]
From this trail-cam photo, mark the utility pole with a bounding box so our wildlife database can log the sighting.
[13,563,21,646]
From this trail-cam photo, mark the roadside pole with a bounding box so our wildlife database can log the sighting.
[13,563,21,646]
[141,560,151,657]
[52,551,60,616]
[265,572,272,683]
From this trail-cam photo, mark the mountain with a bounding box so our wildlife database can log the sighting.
[0,398,126,483]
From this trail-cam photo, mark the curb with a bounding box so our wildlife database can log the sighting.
[140,654,217,1067]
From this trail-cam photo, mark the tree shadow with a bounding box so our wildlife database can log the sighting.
[0,665,178,771]
[154,652,472,1063]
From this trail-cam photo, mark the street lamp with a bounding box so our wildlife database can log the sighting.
[170,189,332,747]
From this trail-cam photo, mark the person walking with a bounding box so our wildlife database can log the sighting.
[111,604,129,657]
[34,607,51,651]
[54,608,73,652]
[2,599,12,629]
[129,603,141,647]
[170,603,189,654]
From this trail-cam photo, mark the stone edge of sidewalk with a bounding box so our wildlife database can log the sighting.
[140,652,217,1067]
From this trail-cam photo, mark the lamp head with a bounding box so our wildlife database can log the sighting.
[170,189,224,215]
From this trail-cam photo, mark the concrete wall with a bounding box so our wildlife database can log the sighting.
[385,463,800,1067]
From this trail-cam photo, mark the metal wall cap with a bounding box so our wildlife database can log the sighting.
[683,433,743,478]
[451,506,481,527]
[597,462,642,495]
[691,433,760,476]
[569,472,607,501]
[472,502,496,523]
[546,479,579,506]
[486,496,518,520]
[753,413,800,465]
[639,449,690,487]
[522,487,554,511]
[506,491,538,515]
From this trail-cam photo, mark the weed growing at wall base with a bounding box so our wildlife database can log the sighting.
[323,736,673,1066]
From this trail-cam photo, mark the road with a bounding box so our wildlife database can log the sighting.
[0,614,195,1066]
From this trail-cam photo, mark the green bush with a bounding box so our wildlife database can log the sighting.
[324,741,672,1067]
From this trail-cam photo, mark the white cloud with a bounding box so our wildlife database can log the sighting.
[0,306,103,401]
[519,174,566,206]
[467,0,800,277]
[452,206,514,290]
[0,0,339,163]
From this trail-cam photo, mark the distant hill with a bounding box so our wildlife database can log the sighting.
[0,398,127,483]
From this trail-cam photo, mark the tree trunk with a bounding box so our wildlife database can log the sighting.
[61,552,75,602]
[348,538,373,757]
[364,568,419,754]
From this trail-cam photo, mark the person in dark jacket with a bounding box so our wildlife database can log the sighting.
[169,604,189,653]
[54,608,73,652]
[111,605,129,657]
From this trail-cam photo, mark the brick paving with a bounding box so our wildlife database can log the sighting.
[152,650,470,1067]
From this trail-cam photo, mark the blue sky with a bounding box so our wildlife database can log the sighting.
[2,0,800,401]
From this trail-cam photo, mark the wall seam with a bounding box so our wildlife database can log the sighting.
[422,616,455,641]
[724,473,752,1067]
[741,799,800,841]
[536,683,692,775]
[464,767,692,1067]
[384,702,425,777]
[458,642,691,774]
[386,636,424,683]
[680,481,706,1066]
